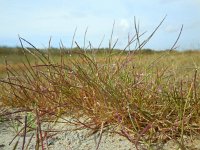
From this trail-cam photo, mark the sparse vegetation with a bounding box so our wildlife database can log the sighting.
[0,19,200,150]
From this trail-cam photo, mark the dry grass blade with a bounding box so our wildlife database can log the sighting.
[25,133,34,150]
[12,140,19,150]
[83,26,88,50]
[95,122,104,150]
[22,115,27,150]
[170,24,183,50]
[71,27,77,49]
[109,21,115,49]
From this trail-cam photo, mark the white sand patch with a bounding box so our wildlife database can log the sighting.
[0,120,200,150]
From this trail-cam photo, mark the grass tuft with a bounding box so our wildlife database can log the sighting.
[0,18,200,149]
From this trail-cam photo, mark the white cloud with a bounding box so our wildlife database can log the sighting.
[164,25,180,33]
[110,19,137,48]
[159,0,182,4]
[121,19,130,30]
[194,0,200,5]
[186,21,200,30]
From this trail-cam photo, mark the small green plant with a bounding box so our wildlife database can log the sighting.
[8,118,21,134]
[26,112,36,129]
[0,116,4,123]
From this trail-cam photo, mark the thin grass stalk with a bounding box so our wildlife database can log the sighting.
[25,133,34,150]
[12,140,19,150]
[35,108,45,150]
[170,25,183,50]
[9,124,26,146]
[83,26,88,51]
[95,122,104,150]
[139,15,167,49]
[109,21,115,49]
[193,69,197,104]
[71,27,77,49]
[98,35,105,49]
[134,16,141,50]
[22,115,27,150]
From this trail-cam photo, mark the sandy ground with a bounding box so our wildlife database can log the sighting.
[0,121,200,150]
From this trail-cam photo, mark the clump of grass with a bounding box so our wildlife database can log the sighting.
[0,18,200,150]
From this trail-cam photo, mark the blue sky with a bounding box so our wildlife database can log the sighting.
[0,0,200,50]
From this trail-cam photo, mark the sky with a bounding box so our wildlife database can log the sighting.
[0,0,200,50]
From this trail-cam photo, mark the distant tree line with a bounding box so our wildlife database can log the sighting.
[0,46,199,55]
